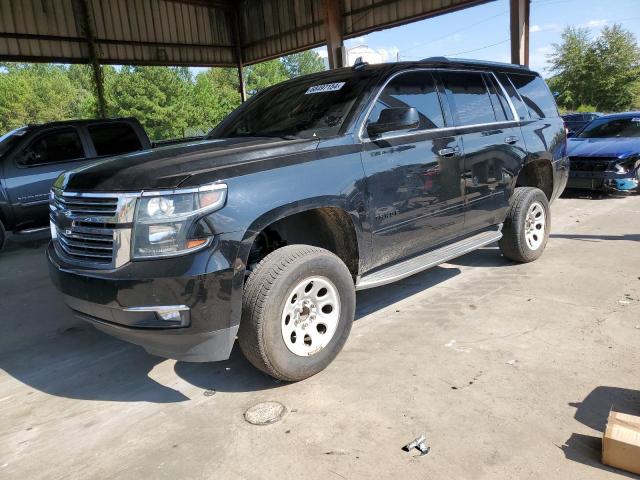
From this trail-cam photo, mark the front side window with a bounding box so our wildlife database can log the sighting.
[508,73,558,119]
[211,71,377,140]
[578,117,640,138]
[89,123,142,156]
[367,71,445,131]
[440,71,497,126]
[22,129,84,166]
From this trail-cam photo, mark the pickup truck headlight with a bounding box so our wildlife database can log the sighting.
[132,184,227,259]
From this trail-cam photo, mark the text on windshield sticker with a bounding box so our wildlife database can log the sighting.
[305,82,346,94]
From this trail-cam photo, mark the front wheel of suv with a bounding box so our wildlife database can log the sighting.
[239,245,355,382]
[498,187,550,263]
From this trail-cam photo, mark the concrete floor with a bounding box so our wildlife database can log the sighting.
[1,192,639,480]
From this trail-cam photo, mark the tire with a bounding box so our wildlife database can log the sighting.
[498,187,550,263]
[239,245,355,381]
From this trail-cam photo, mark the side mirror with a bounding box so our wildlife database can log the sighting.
[367,107,420,137]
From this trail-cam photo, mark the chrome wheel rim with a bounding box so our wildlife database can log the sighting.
[281,276,340,357]
[524,201,546,250]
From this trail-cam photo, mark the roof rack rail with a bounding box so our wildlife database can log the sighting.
[420,56,530,70]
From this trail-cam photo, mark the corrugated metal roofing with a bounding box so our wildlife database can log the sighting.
[0,0,491,66]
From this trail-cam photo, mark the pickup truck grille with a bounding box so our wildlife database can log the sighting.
[50,190,138,269]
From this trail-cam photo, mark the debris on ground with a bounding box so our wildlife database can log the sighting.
[244,401,287,425]
[403,434,430,456]
[506,359,517,366]
[444,339,471,353]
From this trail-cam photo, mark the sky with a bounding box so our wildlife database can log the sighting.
[315,0,640,76]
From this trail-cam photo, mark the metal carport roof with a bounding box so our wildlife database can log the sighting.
[0,0,531,113]
[0,0,527,67]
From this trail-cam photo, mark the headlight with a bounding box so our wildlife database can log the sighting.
[132,183,227,259]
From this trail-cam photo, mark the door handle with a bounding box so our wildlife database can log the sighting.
[505,136,519,145]
[438,146,460,157]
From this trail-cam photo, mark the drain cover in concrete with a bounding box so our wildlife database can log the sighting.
[244,401,287,425]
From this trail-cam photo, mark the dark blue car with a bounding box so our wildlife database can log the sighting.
[566,112,640,192]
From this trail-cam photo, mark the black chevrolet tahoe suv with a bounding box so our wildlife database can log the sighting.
[0,118,150,249]
[48,58,568,381]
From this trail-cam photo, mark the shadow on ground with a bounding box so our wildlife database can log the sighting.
[0,240,527,403]
[551,233,640,242]
[560,386,640,479]
[561,189,634,201]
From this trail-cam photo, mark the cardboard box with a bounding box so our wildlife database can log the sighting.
[602,411,640,475]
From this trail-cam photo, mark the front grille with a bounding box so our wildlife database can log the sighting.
[569,156,615,172]
[56,224,115,264]
[53,195,118,216]
[50,190,138,269]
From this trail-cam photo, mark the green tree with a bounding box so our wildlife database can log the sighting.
[0,64,81,132]
[192,68,241,133]
[242,49,325,96]
[244,59,289,95]
[105,66,193,140]
[548,24,640,111]
[282,50,326,77]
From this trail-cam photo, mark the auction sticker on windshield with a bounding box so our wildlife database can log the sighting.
[305,82,345,94]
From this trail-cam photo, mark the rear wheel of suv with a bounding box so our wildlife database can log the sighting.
[498,187,550,263]
[239,245,355,381]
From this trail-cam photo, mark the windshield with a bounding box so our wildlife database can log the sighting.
[210,71,376,140]
[0,127,28,157]
[578,116,640,138]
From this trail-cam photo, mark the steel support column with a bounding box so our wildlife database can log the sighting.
[510,0,530,65]
[323,0,344,69]
[233,12,246,102]
[74,0,106,118]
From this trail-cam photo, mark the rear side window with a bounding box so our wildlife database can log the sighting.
[440,71,497,126]
[22,129,84,166]
[496,73,528,120]
[88,123,142,156]
[369,71,445,130]
[508,73,558,119]
[485,74,512,121]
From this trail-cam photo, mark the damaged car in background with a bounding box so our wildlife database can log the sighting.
[566,112,640,193]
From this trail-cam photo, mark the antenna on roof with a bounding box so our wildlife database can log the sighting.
[352,56,368,71]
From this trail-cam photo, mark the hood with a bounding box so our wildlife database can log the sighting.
[56,137,319,191]
[567,137,640,160]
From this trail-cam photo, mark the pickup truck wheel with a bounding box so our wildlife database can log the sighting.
[239,245,355,382]
[498,187,550,263]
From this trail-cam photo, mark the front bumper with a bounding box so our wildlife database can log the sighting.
[47,232,244,362]
[567,159,640,192]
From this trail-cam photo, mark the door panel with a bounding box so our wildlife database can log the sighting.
[439,70,525,233]
[360,71,465,269]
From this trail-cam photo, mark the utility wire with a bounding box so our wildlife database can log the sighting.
[401,38,510,59]
[401,10,508,54]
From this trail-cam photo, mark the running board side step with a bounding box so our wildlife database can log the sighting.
[355,227,503,290]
